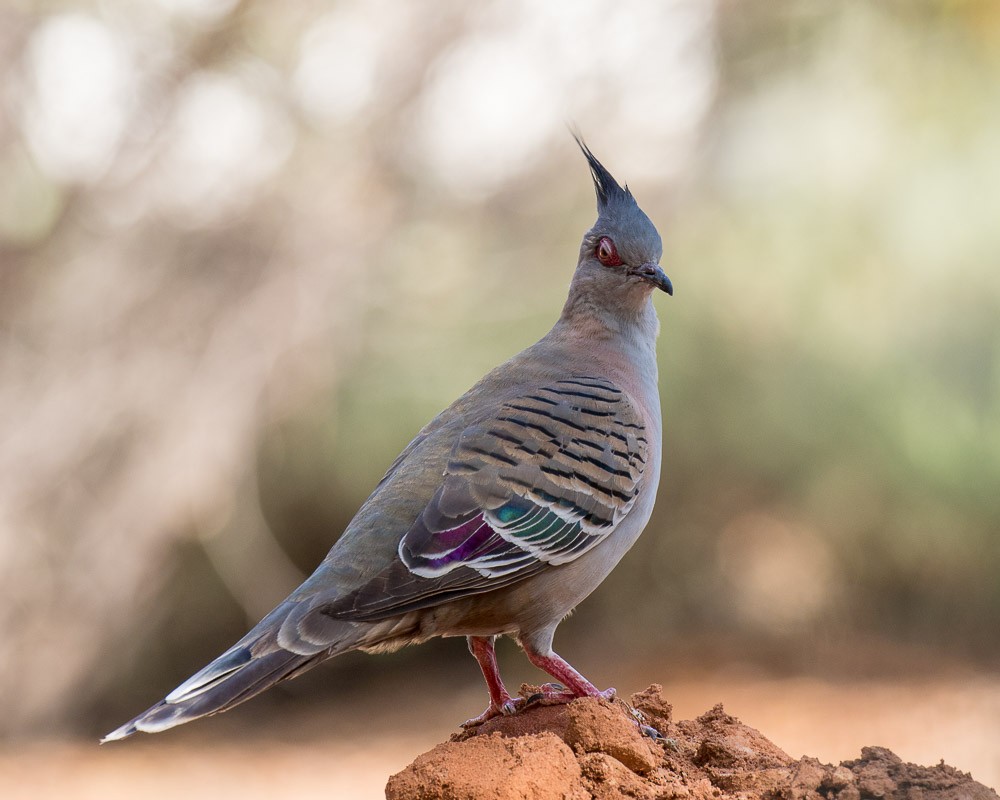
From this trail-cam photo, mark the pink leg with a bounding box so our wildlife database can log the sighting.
[521,643,666,742]
[519,634,616,704]
[462,636,520,728]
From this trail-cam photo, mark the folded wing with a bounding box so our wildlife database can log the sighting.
[321,376,648,622]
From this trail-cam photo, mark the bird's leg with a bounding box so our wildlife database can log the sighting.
[461,635,520,728]
[518,631,616,705]
[518,632,669,742]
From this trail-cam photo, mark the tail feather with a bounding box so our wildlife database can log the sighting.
[102,648,315,742]
[164,643,252,704]
[102,599,365,743]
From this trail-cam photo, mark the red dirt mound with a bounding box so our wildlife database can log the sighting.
[386,684,998,800]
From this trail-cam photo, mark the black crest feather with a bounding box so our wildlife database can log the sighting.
[572,133,635,213]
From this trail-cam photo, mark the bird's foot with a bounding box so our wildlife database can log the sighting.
[524,683,616,707]
[460,696,523,728]
[462,685,618,728]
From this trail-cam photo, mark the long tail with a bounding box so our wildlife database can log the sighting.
[102,600,355,742]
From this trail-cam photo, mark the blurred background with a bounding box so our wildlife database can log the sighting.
[2,0,999,796]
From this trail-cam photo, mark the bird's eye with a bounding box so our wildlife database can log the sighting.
[596,237,623,267]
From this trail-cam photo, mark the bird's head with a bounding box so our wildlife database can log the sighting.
[573,137,672,300]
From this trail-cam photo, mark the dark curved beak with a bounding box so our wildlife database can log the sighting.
[634,262,673,296]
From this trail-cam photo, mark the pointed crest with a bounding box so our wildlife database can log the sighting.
[572,133,635,214]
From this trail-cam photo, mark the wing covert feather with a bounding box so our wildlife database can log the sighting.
[322,376,648,622]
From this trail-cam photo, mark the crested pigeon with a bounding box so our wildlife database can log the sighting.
[103,137,671,742]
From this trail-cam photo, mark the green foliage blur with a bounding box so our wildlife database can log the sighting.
[1,0,998,738]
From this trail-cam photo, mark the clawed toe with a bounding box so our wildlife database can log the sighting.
[499,698,521,716]
[461,706,500,728]
[523,683,616,708]
[461,697,524,728]
[460,710,491,728]
[524,688,572,706]
[462,683,618,728]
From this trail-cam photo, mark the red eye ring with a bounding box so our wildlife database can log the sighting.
[596,236,623,267]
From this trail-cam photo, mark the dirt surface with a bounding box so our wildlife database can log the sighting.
[4,675,998,799]
[386,684,999,800]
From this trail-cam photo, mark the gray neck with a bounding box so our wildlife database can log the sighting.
[549,278,661,386]
[558,271,659,342]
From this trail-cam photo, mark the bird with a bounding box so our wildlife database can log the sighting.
[103,137,672,742]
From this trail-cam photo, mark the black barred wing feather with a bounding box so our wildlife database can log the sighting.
[325,377,647,621]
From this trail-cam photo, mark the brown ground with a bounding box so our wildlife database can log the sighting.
[387,685,999,800]
[3,675,999,799]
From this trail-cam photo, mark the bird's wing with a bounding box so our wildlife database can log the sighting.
[321,375,649,622]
